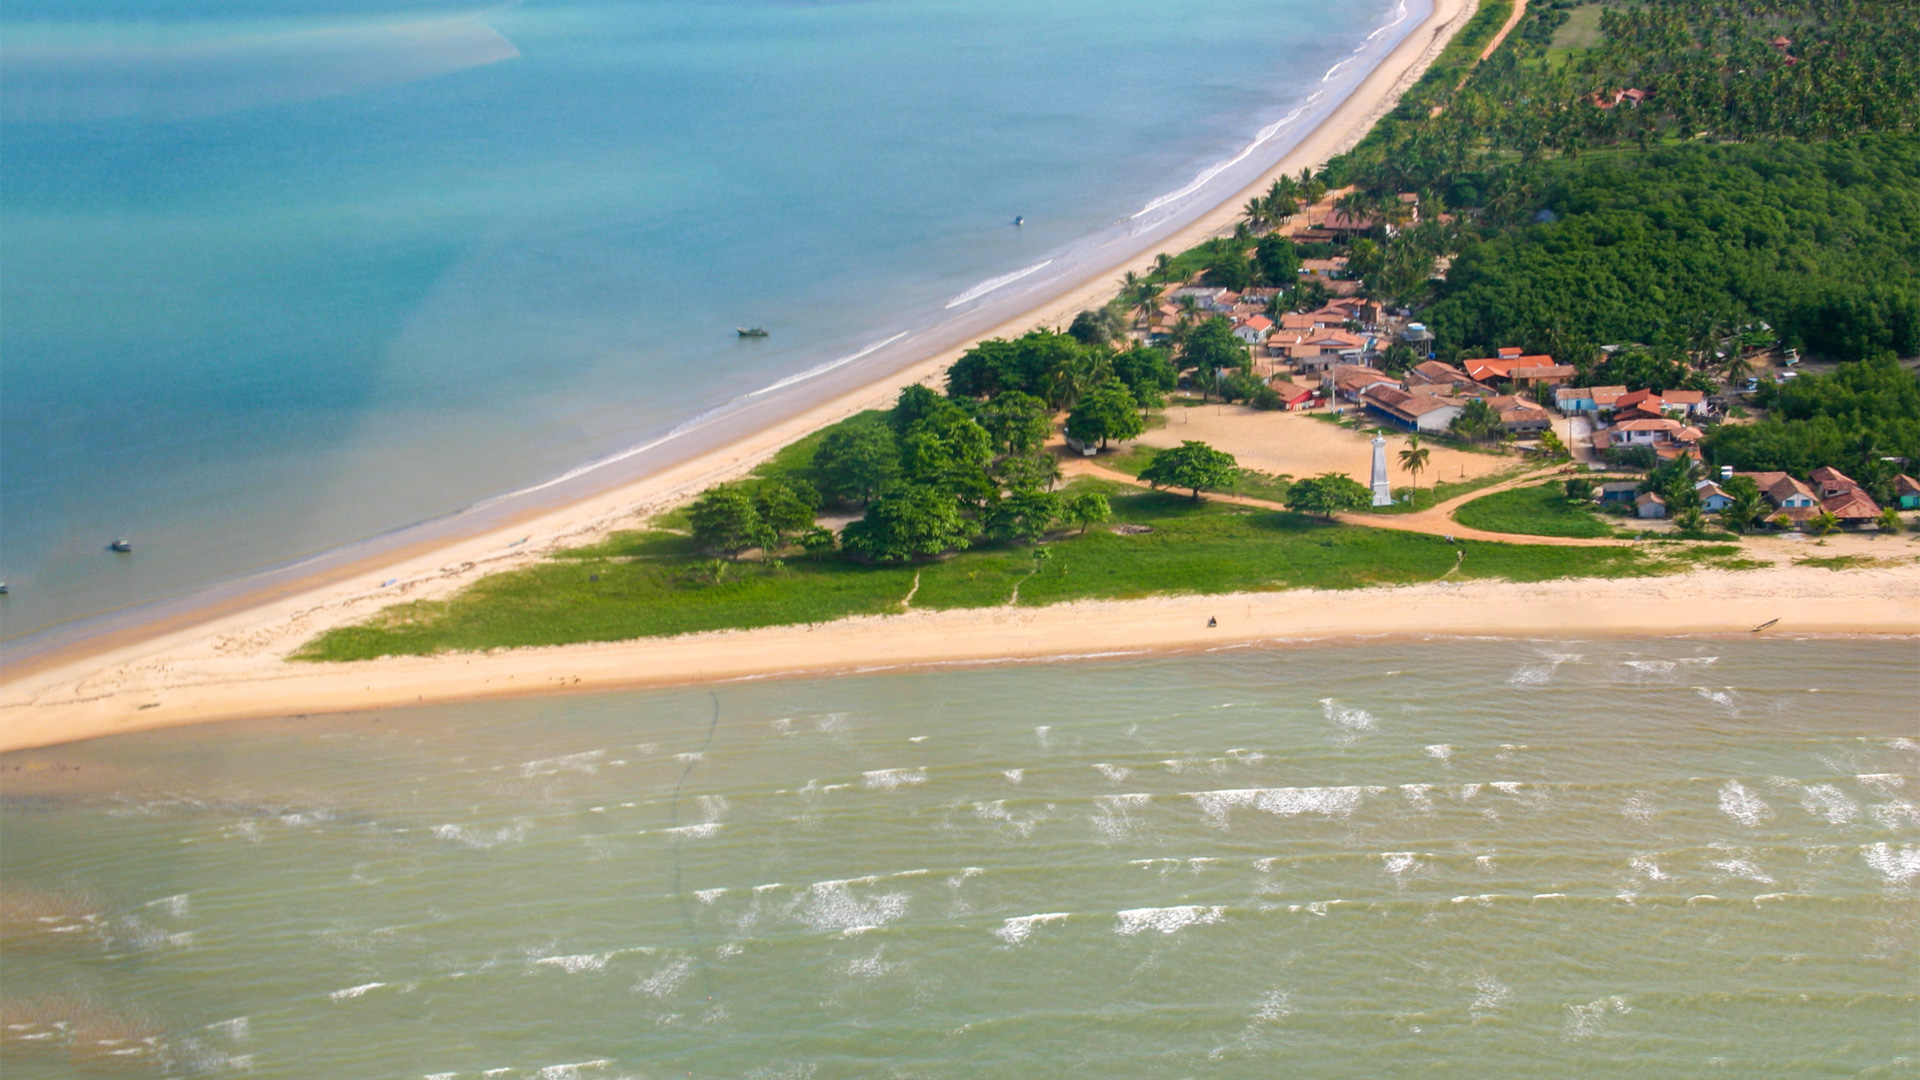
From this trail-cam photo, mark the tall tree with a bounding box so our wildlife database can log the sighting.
[690,485,772,558]
[1140,441,1238,502]
[813,423,900,506]
[1398,435,1431,494]
[1066,380,1146,450]
[841,485,972,562]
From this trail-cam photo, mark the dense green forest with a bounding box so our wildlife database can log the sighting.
[1703,356,1920,495]
[1423,136,1920,359]
[1313,0,1920,362]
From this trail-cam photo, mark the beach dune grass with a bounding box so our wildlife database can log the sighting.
[295,483,1671,662]
[1452,481,1615,538]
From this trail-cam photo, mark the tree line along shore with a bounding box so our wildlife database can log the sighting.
[298,0,1920,663]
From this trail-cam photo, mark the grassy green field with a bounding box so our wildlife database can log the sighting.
[1451,481,1616,538]
[298,481,1697,662]
[1373,464,1532,514]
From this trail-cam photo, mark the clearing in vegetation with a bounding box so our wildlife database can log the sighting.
[1452,481,1616,539]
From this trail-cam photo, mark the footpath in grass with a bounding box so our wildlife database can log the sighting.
[297,483,1680,662]
[1451,481,1617,538]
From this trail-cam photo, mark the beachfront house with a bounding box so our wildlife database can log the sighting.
[1694,480,1734,512]
[1808,466,1860,499]
[1896,474,1920,510]
[1823,487,1883,528]
[1598,480,1640,504]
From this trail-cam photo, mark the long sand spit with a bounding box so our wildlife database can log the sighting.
[0,0,1696,754]
[4,562,1918,752]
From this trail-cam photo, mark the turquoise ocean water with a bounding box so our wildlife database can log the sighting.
[2,639,1916,1076]
[1,0,1414,644]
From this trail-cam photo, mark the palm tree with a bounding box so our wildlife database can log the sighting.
[1721,350,1755,388]
[1243,198,1269,231]
[1398,436,1431,498]
[1151,253,1175,283]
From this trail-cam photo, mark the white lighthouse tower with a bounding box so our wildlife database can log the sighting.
[1370,432,1393,507]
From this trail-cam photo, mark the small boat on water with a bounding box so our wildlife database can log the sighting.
[1013,215,1024,226]
[0,582,9,595]
[109,538,133,553]
[736,326,769,338]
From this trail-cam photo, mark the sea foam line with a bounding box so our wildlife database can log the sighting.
[1131,0,1408,223]
[472,331,912,508]
[1131,93,1322,221]
[945,260,1055,309]
[748,331,911,397]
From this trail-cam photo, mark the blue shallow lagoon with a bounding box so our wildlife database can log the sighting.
[1,0,1411,642]
[2,639,1916,1076]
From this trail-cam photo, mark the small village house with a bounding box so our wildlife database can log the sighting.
[1360,385,1464,433]
[1635,492,1667,519]
[1896,474,1920,510]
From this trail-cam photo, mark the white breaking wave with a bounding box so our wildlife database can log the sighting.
[632,956,693,998]
[432,820,529,849]
[1467,975,1513,1018]
[518,749,604,778]
[327,982,384,1002]
[1718,780,1773,828]
[1115,904,1224,935]
[1320,697,1377,733]
[862,767,928,791]
[1189,785,1374,829]
[796,880,911,934]
[995,911,1069,945]
[944,260,1054,308]
[747,331,911,397]
[1798,783,1860,825]
[1381,852,1422,880]
[1563,996,1632,1041]
[534,952,612,974]
[1864,843,1920,884]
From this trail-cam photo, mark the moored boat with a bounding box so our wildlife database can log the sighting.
[736,326,769,338]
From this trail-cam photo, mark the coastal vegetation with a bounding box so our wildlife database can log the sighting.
[1701,356,1920,500]
[297,482,1683,662]
[293,0,1920,665]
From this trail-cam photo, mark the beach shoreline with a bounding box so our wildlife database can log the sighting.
[1,0,1523,750]
[4,563,1916,753]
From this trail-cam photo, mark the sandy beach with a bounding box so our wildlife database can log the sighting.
[4,560,1916,753]
[23,0,1905,757]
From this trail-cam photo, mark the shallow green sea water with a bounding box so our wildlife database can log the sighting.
[3,638,1916,1077]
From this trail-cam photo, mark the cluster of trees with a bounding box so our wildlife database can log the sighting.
[691,383,1117,563]
[1423,137,1920,362]
[1704,355,1920,504]
[1333,0,1918,197]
